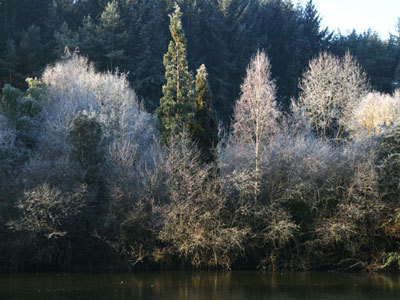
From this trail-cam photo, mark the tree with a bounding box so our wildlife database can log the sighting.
[158,135,247,269]
[99,0,126,70]
[157,4,195,144]
[77,1,127,71]
[69,111,104,184]
[348,91,400,137]
[124,0,167,112]
[292,51,368,140]
[376,123,400,199]
[394,18,400,86]
[54,22,79,58]
[0,38,19,86]
[0,82,43,148]
[192,64,218,164]
[230,50,281,204]
[68,111,108,218]
[11,183,89,239]
[78,15,102,65]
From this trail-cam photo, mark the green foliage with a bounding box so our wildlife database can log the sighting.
[157,4,196,144]
[68,111,108,219]
[99,0,127,69]
[25,77,46,101]
[54,22,80,58]
[0,84,25,119]
[1,0,397,119]
[69,112,104,176]
[192,64,218,164]
[0,83,43,147]
[18,25,44,78]
[381,252,400,270]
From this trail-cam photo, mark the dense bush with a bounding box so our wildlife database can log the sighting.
[349,90,400,137]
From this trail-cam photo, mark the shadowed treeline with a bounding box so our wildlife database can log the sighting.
[0,0,399,120]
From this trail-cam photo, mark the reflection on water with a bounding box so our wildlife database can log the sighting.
[1,271,400,299]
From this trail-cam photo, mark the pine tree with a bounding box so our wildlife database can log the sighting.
[125,0,166,112]
[157,4,195,144]
[394,18,400,86]
[192,64,218,164]
[54,22,79,58]
[100,0,126,70]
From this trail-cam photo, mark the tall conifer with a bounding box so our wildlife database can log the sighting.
[193,64,218,164]
[157,4,195,144]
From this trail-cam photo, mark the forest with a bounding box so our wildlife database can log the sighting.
[1,0,400,272]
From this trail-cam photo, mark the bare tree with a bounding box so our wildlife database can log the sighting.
[159,135,248,269]
[292,51,368,140]
[10,183,89,239]
[230,50,281,204]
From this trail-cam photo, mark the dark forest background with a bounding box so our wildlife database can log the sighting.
[1,0,399,120]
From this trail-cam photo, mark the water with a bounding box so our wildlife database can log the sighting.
[1,271,400,299]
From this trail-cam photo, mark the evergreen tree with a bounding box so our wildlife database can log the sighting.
[0,82,43,148]
[0,38,19,87]
[78,15,102,66]
[192,64,218,164]
[54,22,79,58]
[69,112,104,180]
[157,4,195,144]
[394,18,400,86]
[18,25,44,79]
[215,0,250,120]
[99,0,126,70]
[125,0,167,112]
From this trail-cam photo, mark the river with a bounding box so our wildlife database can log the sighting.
[1,271,400,299]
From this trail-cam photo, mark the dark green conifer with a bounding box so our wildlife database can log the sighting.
[157,4,195,144]
[100,0,126,70]
[69,112,104,179]
[193,64,218,164]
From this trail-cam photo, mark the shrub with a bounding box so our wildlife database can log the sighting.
[10,183,89,239]
[348,91,400,137]
[158,136,248,269]
[0,83,43,148]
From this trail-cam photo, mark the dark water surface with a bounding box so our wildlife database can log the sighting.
[1,271,400,299]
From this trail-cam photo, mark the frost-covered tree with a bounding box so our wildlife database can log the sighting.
[157,4,195,144]
[348,90,400,137]
[292,52,368,140]
[229,50,281,204]
[40,53,154,155]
